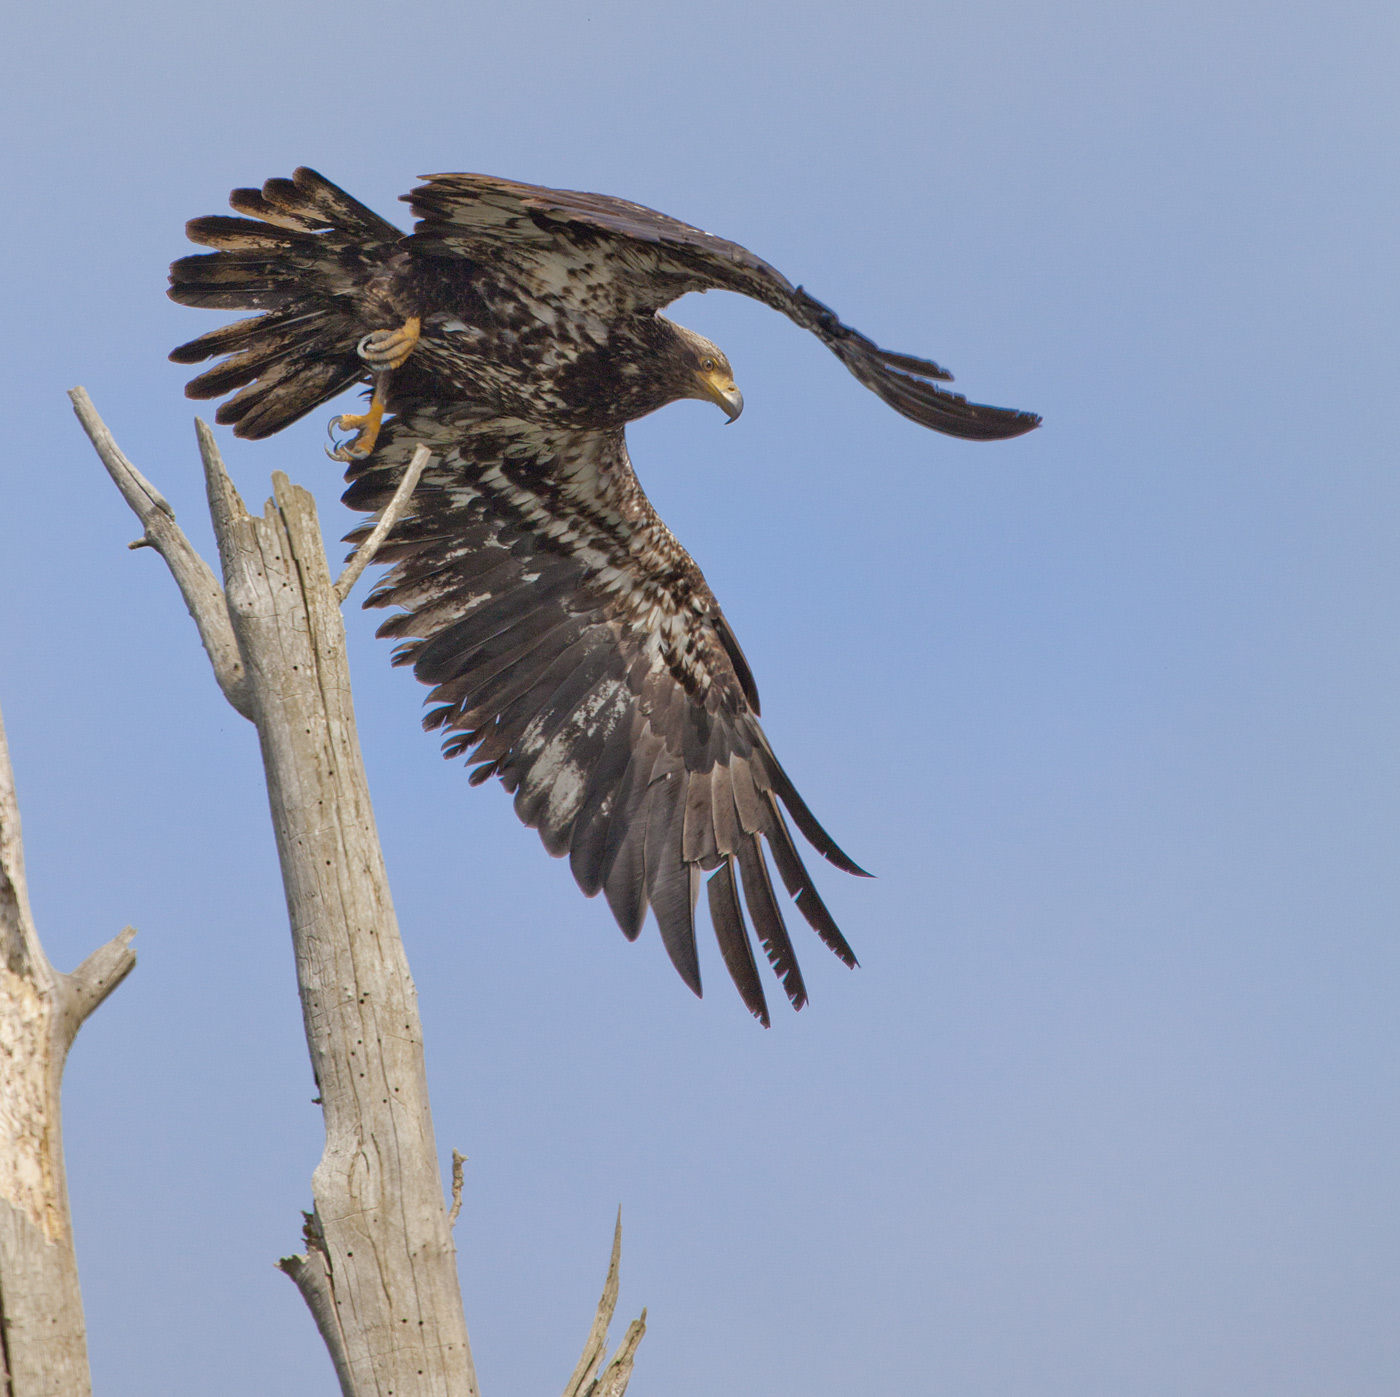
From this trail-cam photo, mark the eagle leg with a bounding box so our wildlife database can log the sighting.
[327,317,422,460]
[357,316,421,372]
[327,373,391,461]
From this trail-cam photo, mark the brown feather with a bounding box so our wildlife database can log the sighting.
[707,862,770,1026]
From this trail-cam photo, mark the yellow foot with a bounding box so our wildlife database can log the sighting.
[327,390,386,462]
[357,316,421,372]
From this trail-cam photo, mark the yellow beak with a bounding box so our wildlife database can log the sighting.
[694,367,744,422]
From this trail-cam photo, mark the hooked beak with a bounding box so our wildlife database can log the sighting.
[694,367,744,423]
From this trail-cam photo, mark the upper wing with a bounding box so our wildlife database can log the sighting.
[344,406,867,1023]
[407,173,1041,441]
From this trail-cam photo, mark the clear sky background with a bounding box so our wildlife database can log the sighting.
[3,2,1397,1394]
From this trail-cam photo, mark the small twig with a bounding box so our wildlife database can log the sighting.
[60,926,138,1046]
[69,392,254,720]
[332,445,430,603]
[66,390,174,519]
[448,1149,466,1228]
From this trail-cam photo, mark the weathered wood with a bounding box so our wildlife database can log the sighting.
[72,391,646,1397]
[199,424,479,1397]
[0,700,136,1397]
[72,388,477,1397]
[563,1214,647,1397]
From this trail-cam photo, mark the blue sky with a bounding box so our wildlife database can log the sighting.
[3,2,1397,1393]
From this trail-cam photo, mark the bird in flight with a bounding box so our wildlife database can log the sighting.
[169,167,1038,1025]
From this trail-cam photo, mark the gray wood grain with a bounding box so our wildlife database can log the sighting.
[70,389,645,1397]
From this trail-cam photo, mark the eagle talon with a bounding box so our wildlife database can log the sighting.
[357,316,421,372]
[326,426,369,462]
[325,384,388,462]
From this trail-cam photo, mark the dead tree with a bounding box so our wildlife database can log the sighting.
[0,702,136,1397]
[70,389,644,1397]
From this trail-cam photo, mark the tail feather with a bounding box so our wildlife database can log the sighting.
[169,168,403,438]
[168,308,325,366]
[170,250,313,293]
[168,284,298,312]
[214,354,362,438]
[183,215,323,253]
[242,168,402,239]
[184,322,358,402]
[229,186,327,232]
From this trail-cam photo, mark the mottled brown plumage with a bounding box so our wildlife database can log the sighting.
[169,167,1039,1021]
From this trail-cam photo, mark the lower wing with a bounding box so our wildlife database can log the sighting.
[344,407,868,1024]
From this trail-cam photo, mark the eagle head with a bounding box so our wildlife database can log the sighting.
[657,320,745,423]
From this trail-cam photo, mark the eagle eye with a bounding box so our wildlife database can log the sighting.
[701,357,715,371]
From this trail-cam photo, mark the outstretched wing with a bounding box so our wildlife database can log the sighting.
[345,407,866,1024]
[407,173,1041,441]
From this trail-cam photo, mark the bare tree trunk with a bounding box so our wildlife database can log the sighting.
[70,390,644,1397]
[0,704,136,1397]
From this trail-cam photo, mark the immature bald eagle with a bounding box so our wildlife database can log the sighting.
[170,167,1038,1024]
